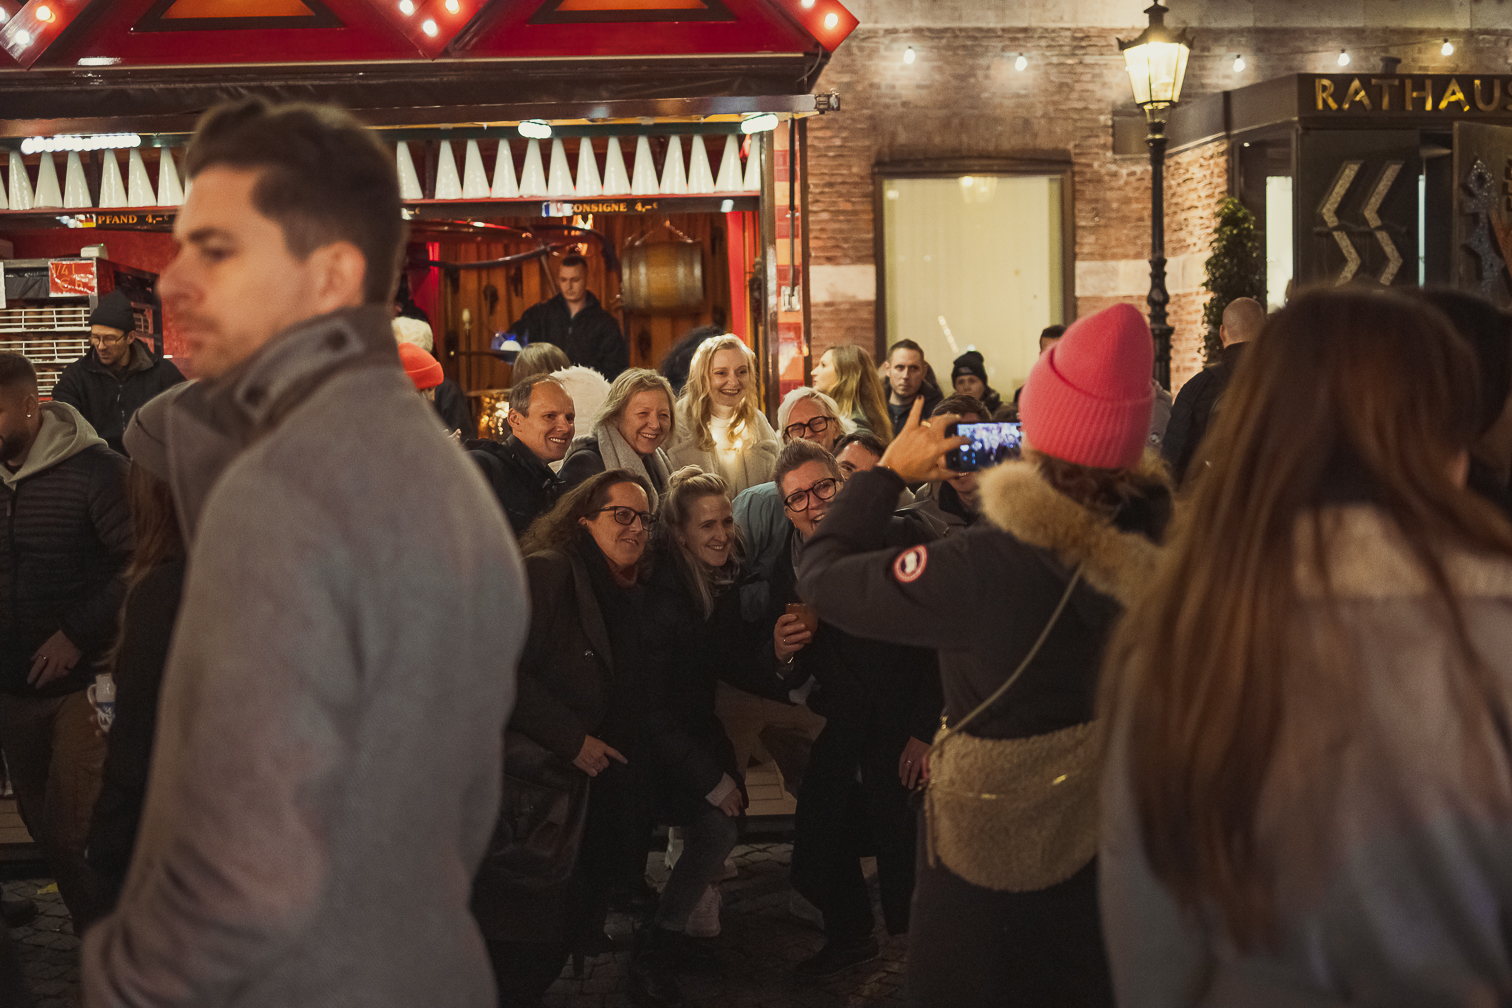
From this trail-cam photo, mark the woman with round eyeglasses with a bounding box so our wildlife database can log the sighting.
[473,469,701,1008]
[732,387,850,588]
[666,334,780,497]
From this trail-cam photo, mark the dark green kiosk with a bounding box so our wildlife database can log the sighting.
[1129,66,1512,307]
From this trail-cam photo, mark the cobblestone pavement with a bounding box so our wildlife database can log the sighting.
[7,877,79,1008]
[9,841,910,1007]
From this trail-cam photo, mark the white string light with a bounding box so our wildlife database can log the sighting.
[823,11,838,28]
[421,18,438,36]
[903,46,915,64]
[1233,54,1245,72]
[1338,49,1350,66]
[21,134,142,154]
[398,0,414,13]
[1015,53,1028,71]
[1442,38,1454,56]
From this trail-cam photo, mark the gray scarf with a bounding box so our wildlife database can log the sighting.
[596,421,673,510]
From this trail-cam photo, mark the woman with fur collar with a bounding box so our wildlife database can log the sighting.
[666,334,779,497]
[1101,290,1512,1007]
[797,303,1171,1007]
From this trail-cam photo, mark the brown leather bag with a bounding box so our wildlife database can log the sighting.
[477,731,590,890]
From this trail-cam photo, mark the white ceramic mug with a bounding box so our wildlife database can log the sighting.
[86,673,115,732]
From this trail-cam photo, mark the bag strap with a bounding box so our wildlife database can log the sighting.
[936,563,1085,746]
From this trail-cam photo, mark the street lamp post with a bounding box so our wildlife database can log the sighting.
[1119,2,1191,391]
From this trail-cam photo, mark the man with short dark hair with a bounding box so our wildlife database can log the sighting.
[1012,324,1066,410]
[82,98,526,1008]
[509,254,628,379]
[1163,295,1264,485]
[833,430,887,476]
[770,440,940,980]
[466,372,573,536]
[900,394,988,536]
[0,351,130,936]
[51,290,184,457]
[885,339,941,435]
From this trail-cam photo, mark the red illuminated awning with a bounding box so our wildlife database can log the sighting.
[0,0,856,66]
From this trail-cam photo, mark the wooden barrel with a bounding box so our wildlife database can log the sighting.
[621,241,705,312]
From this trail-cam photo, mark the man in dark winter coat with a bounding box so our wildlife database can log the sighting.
[0,352,131,932]
[508,255,628,380]
[770,439,941,979]
[885,340,942,436]
[1162,296,1262,485]
[466,372,573,536]
[51,289,185,457]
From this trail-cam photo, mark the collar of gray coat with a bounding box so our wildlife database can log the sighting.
[1296,504,1512,600]
[978,451,1167,608]
[163,304,400,546]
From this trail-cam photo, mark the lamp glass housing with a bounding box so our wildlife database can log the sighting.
[1122,38,1189,110]
[1118,3,1191,115]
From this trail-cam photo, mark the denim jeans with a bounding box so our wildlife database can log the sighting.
[654,803,739,930]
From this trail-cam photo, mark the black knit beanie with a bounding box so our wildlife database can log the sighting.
[89,290,135,333]
[951,350,988,385]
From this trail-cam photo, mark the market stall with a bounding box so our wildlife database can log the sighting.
[0,0,855,423]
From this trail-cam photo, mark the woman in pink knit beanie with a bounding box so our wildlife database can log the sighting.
[794,301,1172,1007]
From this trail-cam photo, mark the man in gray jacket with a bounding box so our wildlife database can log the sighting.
[81,99,525,1007]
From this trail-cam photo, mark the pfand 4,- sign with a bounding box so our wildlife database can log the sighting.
[1308,74,1512,115]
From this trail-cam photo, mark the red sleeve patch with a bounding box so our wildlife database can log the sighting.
[893,545,929,583]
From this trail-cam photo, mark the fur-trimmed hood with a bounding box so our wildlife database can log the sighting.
[978,450,1170,607]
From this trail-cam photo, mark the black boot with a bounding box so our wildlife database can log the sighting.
[628,926,684,1008]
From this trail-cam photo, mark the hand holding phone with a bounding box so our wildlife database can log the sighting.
[945,422,1023,472]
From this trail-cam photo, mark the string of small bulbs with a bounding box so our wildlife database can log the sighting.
[1231,35,1462,74]
[898,33,1469,76]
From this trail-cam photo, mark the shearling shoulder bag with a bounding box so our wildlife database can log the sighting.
[924,565,1103,892]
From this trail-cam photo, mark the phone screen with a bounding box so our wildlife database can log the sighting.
[946,422,1023,472]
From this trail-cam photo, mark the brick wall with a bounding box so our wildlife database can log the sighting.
[808,16,1512,391]
[1164,140,1230,389]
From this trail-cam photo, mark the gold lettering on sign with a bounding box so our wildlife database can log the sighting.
[1475,79,1502,112]
[1342,78,1372,109]
[1316,78,1338,110]
[1406,77,1433,110]
[1439,77,1470,111]
[1372,77,1400,110]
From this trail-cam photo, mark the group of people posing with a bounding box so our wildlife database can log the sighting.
[9,95,1512,1008]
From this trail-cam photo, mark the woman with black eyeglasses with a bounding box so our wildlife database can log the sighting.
[732,387,851,589]
[473,469,700,1008]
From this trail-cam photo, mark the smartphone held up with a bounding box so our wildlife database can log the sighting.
[945,421,1022,472]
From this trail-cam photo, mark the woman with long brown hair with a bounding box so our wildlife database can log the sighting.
[86,386,190,920]
[476,469,716,1008]
[1100,288,1512,1005]
[812,343,892,445]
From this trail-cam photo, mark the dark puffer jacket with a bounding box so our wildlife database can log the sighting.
[51,341,185,457]
[465,435,563,538]
[0,403,132,697]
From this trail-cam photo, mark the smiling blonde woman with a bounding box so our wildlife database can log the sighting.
[666,333,780,496]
